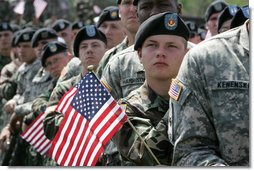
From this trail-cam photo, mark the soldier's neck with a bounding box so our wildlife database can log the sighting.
[0,48,11,57]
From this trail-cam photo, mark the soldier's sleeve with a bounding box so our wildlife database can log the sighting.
[169,51,228,166]
[113,101,173,165]
[100,55,123,101]
[15,101,33,116]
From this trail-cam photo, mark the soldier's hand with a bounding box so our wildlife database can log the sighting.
[4,99,16,114]
[9,113,23,132]
[0,125,12,151]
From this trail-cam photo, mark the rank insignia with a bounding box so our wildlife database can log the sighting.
[169,79,182,101]
[49,43,57,52]
[110,10,118,19]
[86,25,96,37]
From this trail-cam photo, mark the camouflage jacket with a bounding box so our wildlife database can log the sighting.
[96,37,129,79]
[0,54,11,72]
[12,58,41,105]
[113,82,173,166]
[101,45,145,101]
[0,61,19,100]
[15,67,53,116]
[44,74,82,140]
[169,21,249,166]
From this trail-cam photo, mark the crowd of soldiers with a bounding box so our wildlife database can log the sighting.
[0,0,249,166]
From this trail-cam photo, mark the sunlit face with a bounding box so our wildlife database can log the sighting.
[17,42,36,64]
[0,30,13,52]
[138,34,187,81]
[119,0,139,34]
[137,0,180,24]
[78,39,107,71]
[98,20,126,49]
[57,27,74,47]
[206,12,220,36]
[44,52,70,79]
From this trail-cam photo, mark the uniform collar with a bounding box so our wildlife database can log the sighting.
[140,81,169,113]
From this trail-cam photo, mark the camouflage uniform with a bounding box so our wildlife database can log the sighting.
[169,21,249,166]
[96,37,128,79]
[101,45,145,101]
[112,82,173,166]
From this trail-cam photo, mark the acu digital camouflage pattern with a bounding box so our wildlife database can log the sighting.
[113,82,173,166]
[169,21,249,166]
[100,45,145,101]
[96,37,129,79]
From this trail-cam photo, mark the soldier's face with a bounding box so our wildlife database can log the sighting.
[45,52,69,79]
[0,30,13,51]
[119,0,139,34]
[78,39,107,71]
[57,27,74,47]
[137,0,180,24]
[138,34,187,81]
[206,12,220,36]
[98,20,126,49]
[17,42,36,64]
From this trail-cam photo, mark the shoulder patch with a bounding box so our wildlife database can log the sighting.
[168,79,182,101]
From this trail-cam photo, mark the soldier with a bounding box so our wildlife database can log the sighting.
[204,0,228,38]
[169,18,249,166]
[217,5,239,34]
[0,28,41,166]
[43,25,107,141]
[112,11,189,166]
[96,0,139,79]
[185,21,201,44]
[97,6,126,50]
[22,41,71,166]
[52,19,75,54]
[100,0,183,101]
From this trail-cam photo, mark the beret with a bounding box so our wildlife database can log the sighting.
[230,5,249,29]
[52,19,71,32]
[185,21,198,33]
[73,25,107,57]
[31,28,58,48]
[41,41,68,67]
[12,31,22,47]
[0,22,13,32]
[71,21,85,30]
[205,0,228,22]
[217,5,239,32]
[15,28,36,45]
[116,0,121,4]
[10,24,21,33]
[97,6,120,28]
[134,12,189,50]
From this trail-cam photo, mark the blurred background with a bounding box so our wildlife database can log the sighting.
[0,0,249,28]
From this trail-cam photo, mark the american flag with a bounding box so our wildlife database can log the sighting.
[49,72,127,166]
[168,79,182,101]
[20,112,52,156]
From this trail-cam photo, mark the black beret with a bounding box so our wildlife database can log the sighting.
[97,6,120,28]
[12,31,22,47]
[217,5,239,32]
[185,21,198,33]
[0,22,13,32]
[71,21,85,31]
[15,28,36,45]
[73,25,107,57]
[134,12,189,50]
[52,19,71,32]
[230,5,249,29]
[41,41,68,67]
[133,0,139,5]
[31,28,58,48]
[10,24,21,33]
[205,0,228,22]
